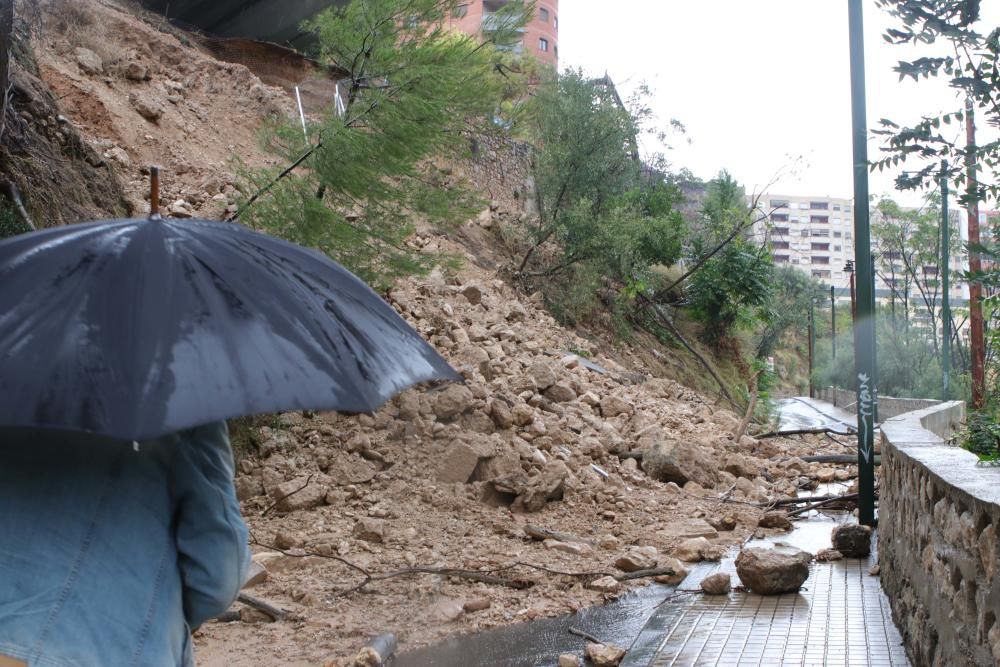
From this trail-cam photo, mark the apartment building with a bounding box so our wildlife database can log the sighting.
[753,194,857,287]
[448,0,559,67]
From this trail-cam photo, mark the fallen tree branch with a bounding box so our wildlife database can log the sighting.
[237,593,289,621]
[568,627,605,644]
[787,493,860,518]
[733,371,760,442]
[802,454,877,464]
[756,427,855,439]
[525,525,595,545]
[0,180,35,231]
[639,298,739,411]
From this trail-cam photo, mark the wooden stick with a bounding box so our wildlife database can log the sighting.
[787,493,860,518]
[568,627,604,644]
[237,593,288,621]
[525,524,595,545]
[149,166,160,219]
[756,427,855,438]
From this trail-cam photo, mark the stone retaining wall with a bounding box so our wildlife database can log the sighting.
[816,386,941,421]
[878,400,1000,667]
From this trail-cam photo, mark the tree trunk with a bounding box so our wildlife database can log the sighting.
[0,0,13,140]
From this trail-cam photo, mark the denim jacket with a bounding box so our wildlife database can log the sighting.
[0,422,250,666]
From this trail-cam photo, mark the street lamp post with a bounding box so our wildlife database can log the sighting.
[808,300,816,399]
[830,285,837,360]
[848,0,877,527]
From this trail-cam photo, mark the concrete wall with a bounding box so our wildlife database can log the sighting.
[878,400,1000,667]
[816,386,941,421]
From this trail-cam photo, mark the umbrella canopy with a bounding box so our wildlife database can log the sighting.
[0,217,460,441]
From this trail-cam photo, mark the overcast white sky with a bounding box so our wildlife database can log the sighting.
[559,0,999,206]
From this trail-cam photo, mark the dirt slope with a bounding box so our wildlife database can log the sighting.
[25,2,859,665]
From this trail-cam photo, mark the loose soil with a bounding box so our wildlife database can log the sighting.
[24,2,861,665]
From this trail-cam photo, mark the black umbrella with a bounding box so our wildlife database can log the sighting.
[0,213,460,441]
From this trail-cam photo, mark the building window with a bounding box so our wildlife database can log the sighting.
[812,270,832,279]
[833,204,841,211]
[770,200,789,209]
[811,215,829,224]
[811,256,831,265]
[773,254,790,263]
[812,229,829,237]
[772,213,789,222]
[539,7,549,22]
[834,231,842,238]
[452,3,468,18]
[772,241,790,250]
[810,201,830,210]
[811,243,830,251]
[773,227,789,236]
[539,37,549,52]
[554,16,558,28]
[834,245,842,251]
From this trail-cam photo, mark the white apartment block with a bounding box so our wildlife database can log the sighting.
[750,194,856,287]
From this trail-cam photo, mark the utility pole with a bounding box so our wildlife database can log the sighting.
[848,0,877,527]
[965,97,986,409]
[808,301,815,399]
[830,285,837,360]
[941,161,950,400]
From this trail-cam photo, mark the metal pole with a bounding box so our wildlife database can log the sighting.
[965,98,986,409]
[808,302,815,399]
[850,271,857,321]
[871,254,879,424]
[831,285,837,360]
[848,0,877,527]
[941,161,950,400]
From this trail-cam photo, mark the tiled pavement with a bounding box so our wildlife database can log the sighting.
[622,520,911,667]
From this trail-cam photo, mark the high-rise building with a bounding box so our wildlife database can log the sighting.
[448,1,559,68]
[753,194,857,287]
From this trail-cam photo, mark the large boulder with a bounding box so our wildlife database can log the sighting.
[735,546,811,594]
[832,523,872,558]
[700,572,732,595]
[641,439,718,488]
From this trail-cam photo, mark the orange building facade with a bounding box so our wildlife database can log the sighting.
[448,0,559,68]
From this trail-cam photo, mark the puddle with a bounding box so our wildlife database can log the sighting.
[391,584,673,667]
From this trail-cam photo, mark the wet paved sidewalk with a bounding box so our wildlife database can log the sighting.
[623,520,910,667]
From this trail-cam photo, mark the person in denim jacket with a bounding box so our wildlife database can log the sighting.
[0,421,250,666]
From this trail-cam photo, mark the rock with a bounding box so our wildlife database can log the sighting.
[724,453,758,479]
[242,560,268,588]
[235,475,264,500]
[510,461,569,512]
[545,382,577,403]
[584,642,626,667]
[169,200,193,218]
[428,597,465,622]
[353,518,386,543]
[587,576,620,594]
[598,535,621,551]
[816,467,838,483]
[600,396,632,418]
[544,539,593,556]
[735,546,811,594]
[816,549,844,562]
[461,285,482,305]
[758,511,793,531]
[130,93,164,122]
[436,441,489,483]
[434,384,475,420]
[708,515,737,532]
[659,518,719,540]
[673,537,711,563]
[527,361,557,390]
[271,478,326,512]
[505,302,528,321]
[614,547,658,572]
[463,598,491,613]
[832,523,872,557]
[869,564,881,576]
[491,400,515,429]
[74,47,103,75]
[641,439,718,488]
[124,61,149,81]
[700,572,732,595]
[273,530,298,550]
[325,452,378,486]
[104,146,131,168]
[652,557,689,585]
[558,655,581,667]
